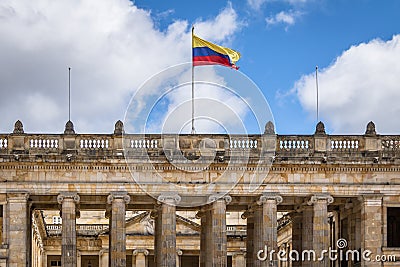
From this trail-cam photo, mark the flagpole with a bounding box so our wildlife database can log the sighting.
[315,65,319,123]
[68,67,71,121]
[191,26,196,134]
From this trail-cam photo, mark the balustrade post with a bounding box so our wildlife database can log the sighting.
[314,121,327,153]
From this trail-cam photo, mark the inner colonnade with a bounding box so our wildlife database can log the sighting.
[0,120,400,266]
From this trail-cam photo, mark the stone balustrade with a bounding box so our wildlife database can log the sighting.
[0,120,399,164]
[46,224,109,236]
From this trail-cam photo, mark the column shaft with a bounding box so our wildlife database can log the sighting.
[108,193,130,267]
[290,212,302,267]
[302,206,313,267]
[8,193,29,267]
[158,202,176,267]
[309,195,333,267]
[199,212,209,267]
[246,216,254,267]
[211,199,227,266]
[253,207,264,267]
[253,195,282,267]
[232,253,245,267]
[361,195,383,267]
[133,249,148,267]
[263,199,279,267]
[58,193,80,267]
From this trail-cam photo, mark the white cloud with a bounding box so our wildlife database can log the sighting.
[248,0,308,10]
[0,0,241,133]
[266,10,302,27]
[247,0,267,10]
[194,3,241,44]
[294,35,400,134]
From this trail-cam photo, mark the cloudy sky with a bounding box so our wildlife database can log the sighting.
[0,0,399,134]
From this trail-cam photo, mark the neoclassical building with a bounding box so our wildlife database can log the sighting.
[0,120,399,267]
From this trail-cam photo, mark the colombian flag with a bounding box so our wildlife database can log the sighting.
[192,34,241,69]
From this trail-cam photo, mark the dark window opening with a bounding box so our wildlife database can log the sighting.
[387,207,400,247]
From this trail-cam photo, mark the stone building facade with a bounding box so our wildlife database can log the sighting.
[0,120,399,266]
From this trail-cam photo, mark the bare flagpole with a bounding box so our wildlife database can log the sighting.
[191,26,196,134]
[68,67,71,121]
[315,65,319,123]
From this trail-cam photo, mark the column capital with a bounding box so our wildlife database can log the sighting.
[241,209,254,219]
[195,210,205,219]
[307,194,334,205]
[7,191,29,202]
[256,194,283,205]
[358,194,383,206]
[133,248,149,256]
[176,248,183,256]
[157,192,181,205]
[107,192,130,205]
[57,192,80,204]
[208,194,232,204]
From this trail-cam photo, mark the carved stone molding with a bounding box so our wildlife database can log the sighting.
[13,120,24,134]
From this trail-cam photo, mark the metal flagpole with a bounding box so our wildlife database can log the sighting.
[68,67,71,121]
[315,65,319,123]
[191,26,196,134]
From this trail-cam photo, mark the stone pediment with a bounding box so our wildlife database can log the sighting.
[125,211,200,236]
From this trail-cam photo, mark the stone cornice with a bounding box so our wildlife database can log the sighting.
[2,162,400,173]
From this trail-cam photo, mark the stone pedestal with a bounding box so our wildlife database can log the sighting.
[8,192,29,267]
[133,249,148,267]
[57,192,80,267]
[308,194,334,267]
[155,194,180,267]
[107,192,130,267]
[360,195,383,267]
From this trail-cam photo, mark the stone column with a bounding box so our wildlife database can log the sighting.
[107,192,130,267]
[255,194,283,267]
[232,252,246,267]
[57,192,80,267]
[209,194,231,267]
[302,205,313,267]
[99,249,109,267]
[308,194,334,267]
[176,249,182,267]
[155,193,181,267]
[133,249,149,267]
[290,211,302,267]
[197,210,209,267]
[242,210,254,267]
[360,195,383,267]
[8,192,29,267]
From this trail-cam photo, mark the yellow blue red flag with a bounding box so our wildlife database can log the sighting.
[192,34,241,69]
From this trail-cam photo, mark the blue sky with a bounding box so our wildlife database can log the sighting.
[0,0,399,134]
